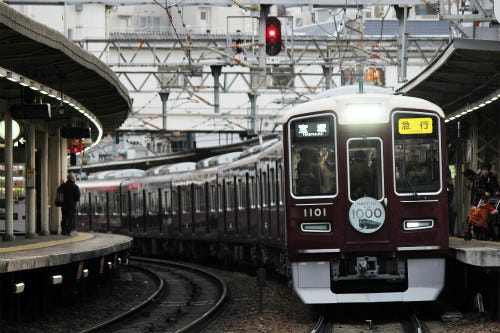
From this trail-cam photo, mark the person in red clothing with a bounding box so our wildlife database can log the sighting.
[464,196,498,240]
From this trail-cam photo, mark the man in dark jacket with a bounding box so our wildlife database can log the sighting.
[58,173,81,236]
[470,162,500,206]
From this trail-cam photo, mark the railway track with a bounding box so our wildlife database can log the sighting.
[81,257,227,333]
[310,303,446,333]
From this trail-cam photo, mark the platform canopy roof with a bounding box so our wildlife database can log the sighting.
[397,38,500,117]
[0,2,131,141]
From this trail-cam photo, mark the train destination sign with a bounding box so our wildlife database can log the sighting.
[295,119,330,138]
[398,117,433,135]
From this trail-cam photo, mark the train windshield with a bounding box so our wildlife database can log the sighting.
[393,112,441,194]
[289,114,337,197]
[348,138,383,201]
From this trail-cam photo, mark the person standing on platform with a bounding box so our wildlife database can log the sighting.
[57,173,81,236]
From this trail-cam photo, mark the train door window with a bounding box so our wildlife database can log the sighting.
[164,189,172,213]
[96,194,105,215]
[172,187,178,215]
[78,193,88,214]
[122,193,128,215]
[196,186,205,213]
[226,181,234,211]
[289,114,337,197]
[278,164,284,206]
[348,138,384,201]
[249,176,256,208]
[393,112,441,194]
[270,168,276,207]
[217,183,223,212]
[209,184,217,212]
[261,171,268,208]
[113,194,120,215]
[181,187,191,213]
[238,178,246,210]
[132,192,141,215]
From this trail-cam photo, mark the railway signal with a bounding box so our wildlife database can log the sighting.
[265,17,282,56]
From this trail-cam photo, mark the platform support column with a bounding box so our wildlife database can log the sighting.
[26,123,36,238]
[210,65,222,114]
[40,124,50,236]
[248,93,257,135]
[3,110,15,241]
[159,91,169,130]
[48,131,63,234]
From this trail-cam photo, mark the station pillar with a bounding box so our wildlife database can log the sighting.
[48,130,63,234]
[39,124,50,236]
[3,109,15,241]
[25,123,36,238]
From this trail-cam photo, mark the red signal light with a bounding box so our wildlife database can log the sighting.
[265,17,282,56]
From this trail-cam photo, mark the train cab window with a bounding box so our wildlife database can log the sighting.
[289,114,337,197]
[393,112,441,194]
[348,138,383,201]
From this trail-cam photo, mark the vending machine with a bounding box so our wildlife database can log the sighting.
[0,164,26,233]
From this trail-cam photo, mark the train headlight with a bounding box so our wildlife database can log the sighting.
[301,222,331,232]
[403,219,434,230]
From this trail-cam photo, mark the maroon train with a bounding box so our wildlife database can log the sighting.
[76,92,449,304]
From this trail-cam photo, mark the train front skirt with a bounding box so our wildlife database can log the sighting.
[291,258,445,303]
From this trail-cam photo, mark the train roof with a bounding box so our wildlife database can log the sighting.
[282,93,444,124]
[87,168,145,180]
[145,162,196,176]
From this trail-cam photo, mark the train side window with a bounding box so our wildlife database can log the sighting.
[393,112,441,194]
[289,114,336,197]
[348,138,384,201]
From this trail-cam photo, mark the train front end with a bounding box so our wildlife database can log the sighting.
[283,93,448,303]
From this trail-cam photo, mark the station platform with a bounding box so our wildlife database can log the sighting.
[0,232,132,273]
[449,237,500,267]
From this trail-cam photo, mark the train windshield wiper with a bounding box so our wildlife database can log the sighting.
[401,174,420,200]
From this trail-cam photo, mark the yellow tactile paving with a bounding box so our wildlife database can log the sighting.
[0,232,95,253]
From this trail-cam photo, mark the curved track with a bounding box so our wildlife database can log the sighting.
[81,257,227,333]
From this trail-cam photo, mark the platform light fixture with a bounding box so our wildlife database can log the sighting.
[51,275,63,285]
[13,282,25,294]
[0,65,103,150]
[445,89,500,123]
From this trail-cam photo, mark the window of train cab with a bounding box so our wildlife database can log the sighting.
[289,114,337,198]
[392,112,441,195]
